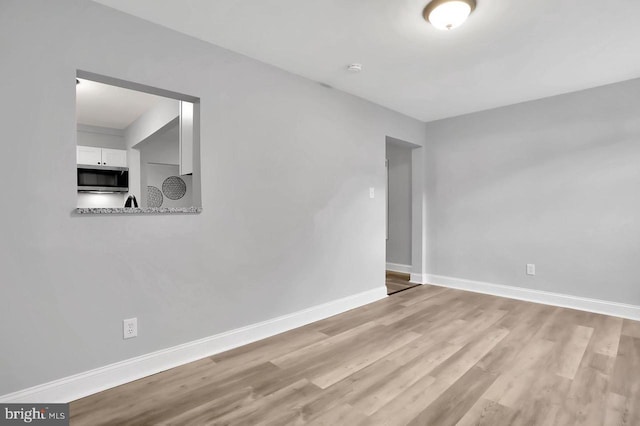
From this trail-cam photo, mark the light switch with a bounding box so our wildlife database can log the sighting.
[369,187,375,198]
[526,264,536,276]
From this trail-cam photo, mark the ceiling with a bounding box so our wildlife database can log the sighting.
[93,0,640,122]
[76,78,165,129]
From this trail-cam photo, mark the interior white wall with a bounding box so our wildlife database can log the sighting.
[77,125,126,150]
[0,0,425,396]
[125,99,180,203]
[385,142,412,266]
[137,121,179,165]
[424,77,640,305]
[125,98,179,150]
[138,121,193,208]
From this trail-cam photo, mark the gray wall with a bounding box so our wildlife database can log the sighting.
[385,142,412,266]
[0,0,425,395]
[424,78,640,305]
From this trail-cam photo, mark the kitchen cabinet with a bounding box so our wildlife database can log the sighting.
[77,146,127,167]
[101,148,127,167]
[179,101,194,175]
[77,146,102,166]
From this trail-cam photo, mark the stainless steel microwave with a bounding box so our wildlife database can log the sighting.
[77,165,129,193]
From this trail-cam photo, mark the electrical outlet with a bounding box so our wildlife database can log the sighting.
[123,318,137,339]
[526,264,536,276]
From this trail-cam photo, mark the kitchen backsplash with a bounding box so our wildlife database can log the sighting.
[77,192,126,208]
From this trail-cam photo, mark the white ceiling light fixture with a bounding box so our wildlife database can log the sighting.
[423,0,476,31]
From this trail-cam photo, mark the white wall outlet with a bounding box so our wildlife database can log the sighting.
[369,187,375,198]
[123,318,138,339]
[526,264,536,276]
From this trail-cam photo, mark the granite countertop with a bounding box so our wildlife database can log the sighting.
[75,207,202,215]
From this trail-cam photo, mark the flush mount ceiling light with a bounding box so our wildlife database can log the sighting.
[423,0,476,31]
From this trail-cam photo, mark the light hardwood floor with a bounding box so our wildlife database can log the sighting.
[385,271,419,295]
[70,285,640,425]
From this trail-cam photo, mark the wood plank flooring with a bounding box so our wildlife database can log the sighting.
[70,285,640,425]
[385,271,419,295]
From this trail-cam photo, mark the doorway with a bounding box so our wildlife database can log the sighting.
[385,138,420,295]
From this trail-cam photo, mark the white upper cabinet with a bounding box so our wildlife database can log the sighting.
[101,148,127,167]
[77,146,102,166]
[179,101,194,175]
[77,146,127,167]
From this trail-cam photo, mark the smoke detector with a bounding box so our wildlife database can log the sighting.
[347,63,363,73]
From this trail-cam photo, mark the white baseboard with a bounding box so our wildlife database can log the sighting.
[410,273,426,284]
[424,274,640,321]
[0,287,387,404]
[386,262,412,274]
